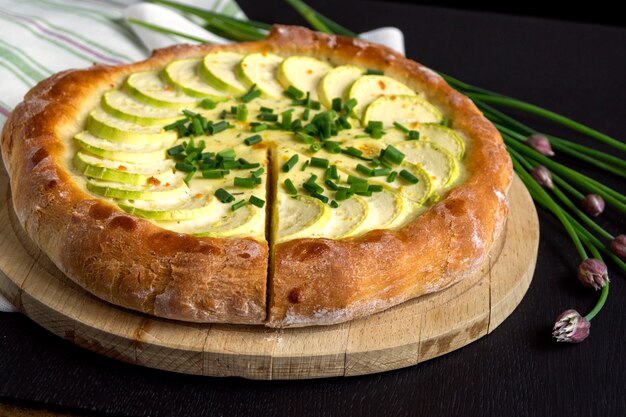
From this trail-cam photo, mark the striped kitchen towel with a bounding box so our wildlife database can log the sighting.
[0,0,245,121]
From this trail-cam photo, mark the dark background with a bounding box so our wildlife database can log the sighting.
[387,0,624,27]
[1,1,626,416]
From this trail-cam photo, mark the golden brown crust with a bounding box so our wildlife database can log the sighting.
[0,25,511,327]
[262,26,512,326]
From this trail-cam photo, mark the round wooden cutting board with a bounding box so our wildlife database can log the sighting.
[0,162,538,379]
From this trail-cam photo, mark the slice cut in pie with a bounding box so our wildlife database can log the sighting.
[0,26,512,327]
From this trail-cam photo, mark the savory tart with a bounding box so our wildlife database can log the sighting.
[0,26,511,327]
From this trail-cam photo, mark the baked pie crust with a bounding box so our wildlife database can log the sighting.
[1,26,512,327]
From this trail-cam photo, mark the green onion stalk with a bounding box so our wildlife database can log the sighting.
[132,0,626,343]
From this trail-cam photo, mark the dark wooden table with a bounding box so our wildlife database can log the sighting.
[1,1,625,416]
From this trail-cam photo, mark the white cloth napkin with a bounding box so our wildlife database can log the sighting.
[0,1,405,313]
[359,27,405,55]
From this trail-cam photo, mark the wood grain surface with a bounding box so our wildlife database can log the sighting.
[0,402,89,417]
[0,163,538,379]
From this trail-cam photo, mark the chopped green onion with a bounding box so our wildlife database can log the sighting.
[249,195,265,208]
[202,169,225,179]
[393,121,410,133]
[215,188,235,203]
[252,168,265,178]
[365,120,384,139]
[234,177,257,188]
[307,100,321,110]
[164,119,186,131]
[371,167,391,177]
[343,98,357,114]
[310,143,322,153]
[184,138,195,154]
[240,84,261,102]
[335,187,352,201]
[218,148,236,159]
[198,117,209,132]
[200,98,217,109]
[232,199,247,211]
[356,163,373,176]
[199,160,217,170]
[370,128,383,139]
[176,125,189,137]
[330,200,339,208]
[368,184,383,192]
[349,182,369,193]
[324,141,341,153]
[324,179,338,190]
[366,68,384,75]
[260,106,274,113]
[310,157,329,168]
[284,179,297,195]
[408,130,420,140]
[342,147,363,158]
[337,115,351,129]
[222,160,241,170]
[310,192,329,203]
[325,165,338,180]
[380,145,405,165]
[367,121,384,131]
[290,119,303,131]
[302,122,318,135]
[303,182,324,195]
[182,109,199,119]
[184,152,199,163]
[236,104,248,121]
[285,85,304,99]
[441,116,450,127]
[240,162,260,169]
[296,131,315,144]
[258,112,278,122]
[301,159,310,171]
[183,168,196,183]
[175,162,195,172]
[318,119,331,139]
[244,134,262,146]
[250,123,268,132]
[211,121,231,134]
[347,175,367,184]
[399,169,419,184]
[282,154,299,172]
[305,174,323,190]
[281,110,293,129]
[332,97,342,112]
[303,108,311,120]
[167,144,185,156]
[386,171,398,182]
[191,118,203,136]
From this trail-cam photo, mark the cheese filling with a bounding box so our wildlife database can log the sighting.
[63,52,469,242]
